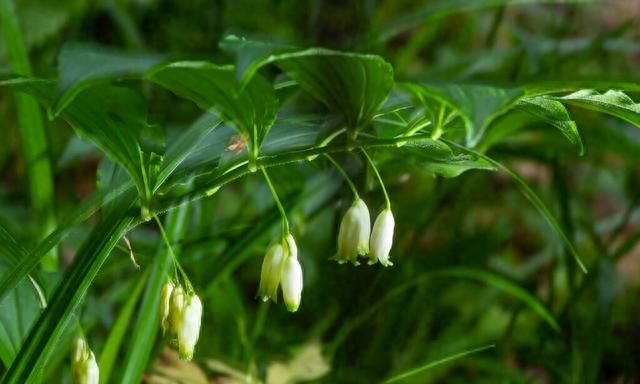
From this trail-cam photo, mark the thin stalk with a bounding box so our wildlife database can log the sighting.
[0,0,57,270]
[361,149,391,209]
[324,154,359,198]
[260,167,290,234]
[153,214,193,292]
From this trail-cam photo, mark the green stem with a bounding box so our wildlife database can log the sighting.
[260,167,290,235]
[361,149,391,210]
[0,0,57,270]
[324,154,359,198]
[155,133,430,216]
[153,214,192,292]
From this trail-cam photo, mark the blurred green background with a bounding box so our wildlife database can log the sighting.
[1,0,640,383]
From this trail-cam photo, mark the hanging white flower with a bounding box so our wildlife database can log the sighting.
[159,280,174,333]
[169,285,186,337]
[71,337,99,384]
[335,198,371,265]
[281,234,303,312]
[258,242,285,302]
[370,208,395,267]
[176,294,203,361]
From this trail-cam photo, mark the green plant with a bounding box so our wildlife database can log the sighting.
[1,1,639,383]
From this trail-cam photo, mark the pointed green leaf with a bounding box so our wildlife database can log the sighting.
[98,271,148,384]
[55,42,164,115]
[154,113,222,192]
[148,62,278,162]
[559,89,640,127]
[518,96,584,155]
[276,49,394,131]
[404,83,524,147]
[444,139,587,273]
[219,34,294,87]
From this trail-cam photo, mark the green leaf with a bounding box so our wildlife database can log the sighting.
[1,77,159,201]
[517,96,584,155]
[62,84,162,199]
[559,89,640,127]
[0,263,43,368]
[0,205,134,383]
[377,0,592,42]
[399,138,497,177]
[0,0,58,269]
[404,83,524,147]
[382,344,496,383]
[433,268,560,331]
[276,49,394,131]
[148,62,278,164]
[218,34,294,87]
[54,42,164,115]
[98,270,148,384]
[444,139,587,273]
[0,182,133,304]
[119,204,190,384]
[154,112,222,192]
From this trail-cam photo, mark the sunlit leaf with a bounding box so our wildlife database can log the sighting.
[517,96,584,155]
[559,89,640,127]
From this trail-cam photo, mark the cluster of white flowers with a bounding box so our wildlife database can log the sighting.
[334,198,395,267]
[71,337,99,384]
[159,281,203,360]
[258,234,303,312]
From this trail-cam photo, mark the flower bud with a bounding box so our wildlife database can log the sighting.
[159,280,174,333]
[176,294,203,361]
[169,285,186,336]
[258,243,285,302]
[335,199,370,265]
[71,337,99,384]
[370,209,395,266]
[281,234,303,312]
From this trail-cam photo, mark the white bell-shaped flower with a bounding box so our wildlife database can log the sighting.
[258,242,285,302]
[370,208,395,267]
[280,234,303,312]
[81,351,99,384]
[335,198,371,265]
[169,285,186,336]
[176,294,203,361]
[159,280,174,333]
[71,337,99,384]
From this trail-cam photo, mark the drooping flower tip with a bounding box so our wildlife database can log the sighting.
[281,235,303,312]
[336,198,371,265]
[370,208,395,267]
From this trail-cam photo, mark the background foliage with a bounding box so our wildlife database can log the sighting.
[1,0,640,383]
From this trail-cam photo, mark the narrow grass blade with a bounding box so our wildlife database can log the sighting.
[0,205,134,383]
[0,182,133,303]
[0,0,57,270]
[98,270,148,384]
[443,139,587,273]
[381,344,496,383]
[434,267,559,331]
